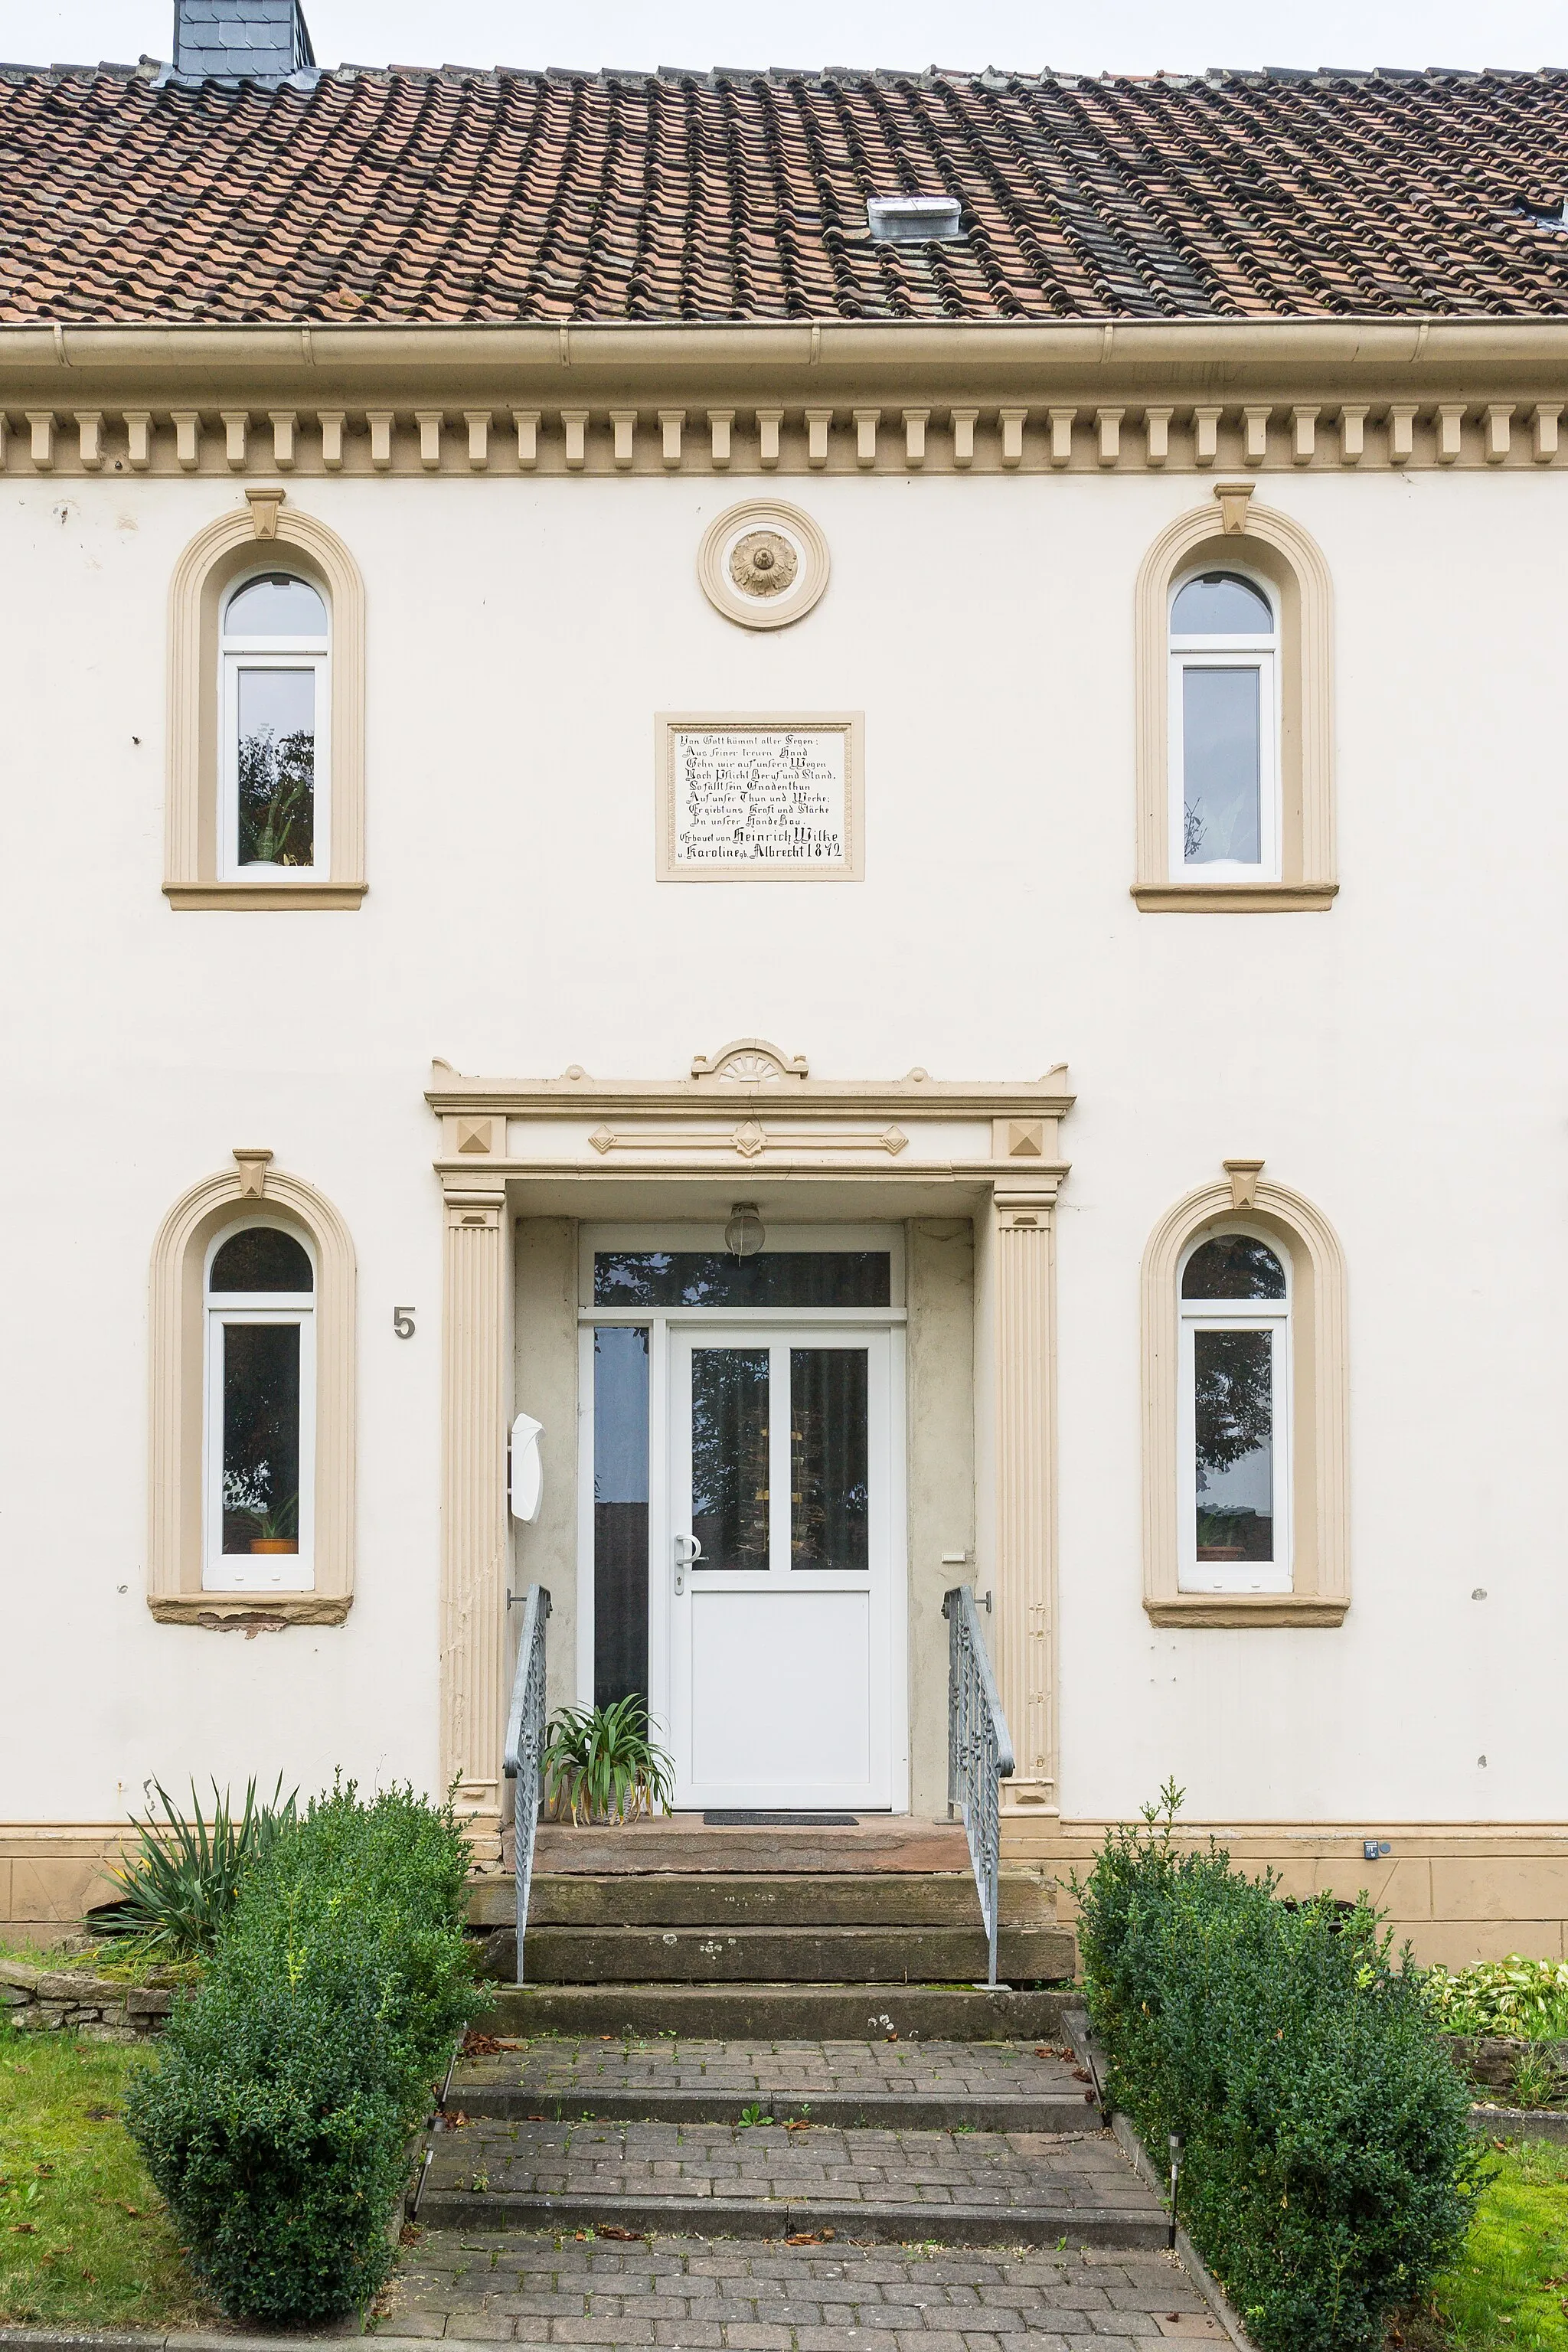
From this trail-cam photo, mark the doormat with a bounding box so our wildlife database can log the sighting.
[702,1811,860,1826]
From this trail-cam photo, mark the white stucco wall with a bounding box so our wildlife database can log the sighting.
[2,461,1563,1828]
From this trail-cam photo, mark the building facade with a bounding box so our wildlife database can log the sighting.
[3,27,1567,1962]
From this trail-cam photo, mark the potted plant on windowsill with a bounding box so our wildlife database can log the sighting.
[223,1467,299,1555]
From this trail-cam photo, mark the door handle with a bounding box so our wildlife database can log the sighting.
[672,1534,703,1596]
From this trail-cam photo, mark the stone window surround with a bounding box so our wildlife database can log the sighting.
[146,1150,356,1628]
[426,1045,1075,1862]
[1134,485,1337,913]
[1141,1165,1349,1627]
[165,489,367,910]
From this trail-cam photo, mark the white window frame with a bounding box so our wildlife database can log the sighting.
[219,570,331,883]
[1168,568,1279,884]
[201,1223,316,1592]
[1176,1227,1292,1595]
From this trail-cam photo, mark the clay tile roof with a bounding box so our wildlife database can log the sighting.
[0,62,1566,325]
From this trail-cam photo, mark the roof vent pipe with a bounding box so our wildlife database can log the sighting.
[172,0,315,79]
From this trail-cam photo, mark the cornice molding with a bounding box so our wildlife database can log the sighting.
[3,391,1562,479]
[426,1053,1076,1125]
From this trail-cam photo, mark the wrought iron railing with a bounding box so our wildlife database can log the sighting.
[942,1583,1014,1989]
[502,1582,551,1986]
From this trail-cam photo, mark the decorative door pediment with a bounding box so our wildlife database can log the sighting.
[428,1040,1074,1179]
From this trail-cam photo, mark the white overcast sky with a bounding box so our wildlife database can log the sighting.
[18,1,1568,74]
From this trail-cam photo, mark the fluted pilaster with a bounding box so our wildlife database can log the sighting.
[990,1184,1060,1811]
[440,1179,511,1856]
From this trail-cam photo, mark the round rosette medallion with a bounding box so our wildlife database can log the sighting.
[697,500,830,629]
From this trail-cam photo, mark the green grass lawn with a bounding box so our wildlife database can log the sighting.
[1393,2138,1568,2350]
[0,2018,215,2329]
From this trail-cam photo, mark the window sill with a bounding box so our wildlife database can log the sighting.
[1146,1592,1348,1627]
[147,1592,352,1629]
[1132,882,1338,913]
[164,882,368,912]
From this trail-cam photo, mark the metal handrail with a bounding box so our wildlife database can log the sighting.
[942,1583,1014,1989]
[501,1582,551,1986]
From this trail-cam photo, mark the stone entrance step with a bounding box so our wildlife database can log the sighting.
[520,1819,976,1876]
[472,1870,1056,1930]
[487,1922,1073,1987]
[416,2115,1166,2249]
[473,1982,1070,2040]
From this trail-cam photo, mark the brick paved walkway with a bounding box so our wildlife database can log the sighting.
[382,2230,1224,2346]
[426,2119,1150,2221]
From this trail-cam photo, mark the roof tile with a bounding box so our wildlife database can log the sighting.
[0,63,1566,322]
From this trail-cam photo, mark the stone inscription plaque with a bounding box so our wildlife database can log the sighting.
[657,715,862,881]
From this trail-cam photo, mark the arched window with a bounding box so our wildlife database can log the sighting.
[1140,1171,1348,1626]
[1133,493,1336,913]
[1178,1231,1290,1595]
[1168,569,1279,882]
[220,570,329,880]
[204,1220,315,1592]
[165,499,365,910]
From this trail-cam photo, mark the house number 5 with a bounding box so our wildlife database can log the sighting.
[393,1306,416,1339]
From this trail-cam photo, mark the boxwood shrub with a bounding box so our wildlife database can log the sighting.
[1075,1788,1485,2352]
[127,1779,477,2327]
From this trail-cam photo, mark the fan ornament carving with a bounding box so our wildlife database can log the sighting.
[690,1039,810,1083]
[730,530,799,598]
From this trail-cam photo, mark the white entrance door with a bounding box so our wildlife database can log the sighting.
[668,1325,897,1811]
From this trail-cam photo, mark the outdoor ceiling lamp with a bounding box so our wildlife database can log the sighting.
[725,1201,765,1259]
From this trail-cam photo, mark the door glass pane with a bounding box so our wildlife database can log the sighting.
[690,1348,769,1570]
[1194,1327,1273,1563]
[1183,667,1260,865]
[596,1251,890,1308]
[237,667,315,867]
[220,1321,301,1553]
[791,1349,869,1573]
[594,1326,649,1710]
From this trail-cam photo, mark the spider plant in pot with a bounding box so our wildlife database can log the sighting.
[222,1465,299,1553]
[543,1697,675,1825]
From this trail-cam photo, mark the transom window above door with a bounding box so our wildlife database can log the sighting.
[593,1249,891,1308]
[1168,568,1279,883]
[220,569,330,880]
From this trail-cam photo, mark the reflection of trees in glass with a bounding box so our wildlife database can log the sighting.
[594,1252,889,1308]
[1194,1328,1272,1485]
[1183,1235,1285,1300]
[1194,1327,1273,1561]
[238,726,315,866]
[1184,799,1205,861]
[790,1350,868,1573]
[220,1323,300,1551]
[690,1349,769,1569]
